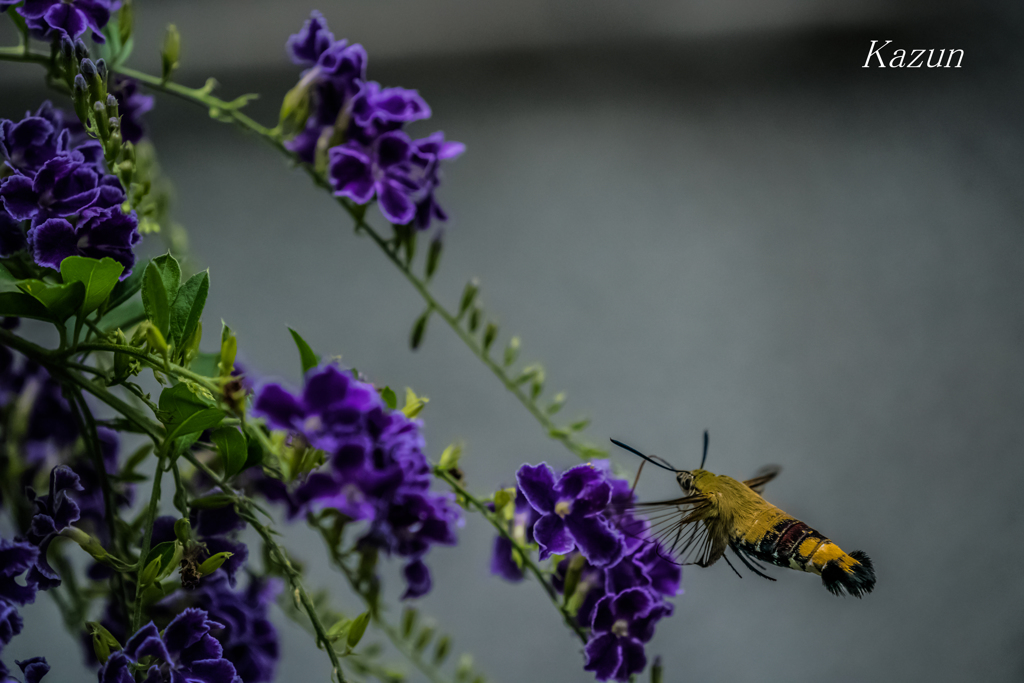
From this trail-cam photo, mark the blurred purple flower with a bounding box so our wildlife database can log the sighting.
[109,76,154,144]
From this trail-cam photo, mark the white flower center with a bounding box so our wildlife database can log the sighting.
[554,500,572,518]
[611,619,629,638]
[303,415,323,433]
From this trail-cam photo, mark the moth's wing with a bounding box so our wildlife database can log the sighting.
[743,465,781,495]
[623,495,726,567]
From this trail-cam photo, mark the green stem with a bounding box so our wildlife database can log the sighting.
[309,519,453,683]
[434,468,588,643]
[67,389,132,630]
[63,342,220,392]
[133,438,169,633]
[178,451,349,683]
[0,329,164,442]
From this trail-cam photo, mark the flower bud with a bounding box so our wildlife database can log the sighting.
[425,234,443,280]
[503,336,520,367]
[173,518,192,544]
[410,308,430,350]
[189,493,235,509]
[482,321,498,352]
[161,24,181,82]
[87,622,122,664]
[458,278,479,318]
[140,556,162,587]
[74,38,90,61]
[95,58,108,86]
[93,101,110,139]
[106,93,119,118]
[72,75,91,126]
[59,34,74,61]
[198,551,233,576]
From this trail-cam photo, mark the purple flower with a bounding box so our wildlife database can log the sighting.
[17,0,114,42]
[0,111,67,179]
[105,608,243,683]
[328,132,420,224]
[9,657,50,683]
[187,575,281,683]
[583,588,672,682]
[517,462,624,567]
[28,206,140,277]
[0,537,40,676]
[25,466,84,590]
[349,81,430,138]
[253,364,461,599]
[0,538,39,611]
[409,132,464,231]
[286,10,335,66]
[0,154,123,223]
[109,76,154,145]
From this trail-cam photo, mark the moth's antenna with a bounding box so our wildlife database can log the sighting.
[700,430,709,469]
[610,438,683,473]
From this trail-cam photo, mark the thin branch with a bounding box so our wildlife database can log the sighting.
[433,468,588,643]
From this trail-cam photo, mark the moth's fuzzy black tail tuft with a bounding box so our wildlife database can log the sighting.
[821,550,875,598]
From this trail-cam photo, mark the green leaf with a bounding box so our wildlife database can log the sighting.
[157,383,225,440]
[0,262,19,292]
[169,271,208,347]
[17,279,85,322]
[401,388,428,419]
[59,256,125,315]
[0,292,53,322]
[211,426,247,477]
[379,386,397,411]
[409,308,430,350]
[151,253,181,302]
[287,327,319,375]
[326,617,351,642]
[143,541,177,579]
[107,258,147,310]
[141,262,170,335]
[347,611,370,649]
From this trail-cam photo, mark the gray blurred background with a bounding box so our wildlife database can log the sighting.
[3,1,1024,681]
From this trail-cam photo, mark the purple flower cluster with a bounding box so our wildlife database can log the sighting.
[0,349,78,485]
[0,102,142,276]
[509,462,681,682]
[182,574,281,683]
[0,536,44,680]
[98,608,243,683]
[253,364,461,599]
[285,11,464,229]
[11,0,115,43]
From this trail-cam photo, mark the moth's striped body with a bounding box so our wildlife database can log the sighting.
[732,503,864,583]
[612,435,876,598]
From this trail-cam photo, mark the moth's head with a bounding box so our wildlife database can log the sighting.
[675,470,696,495]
